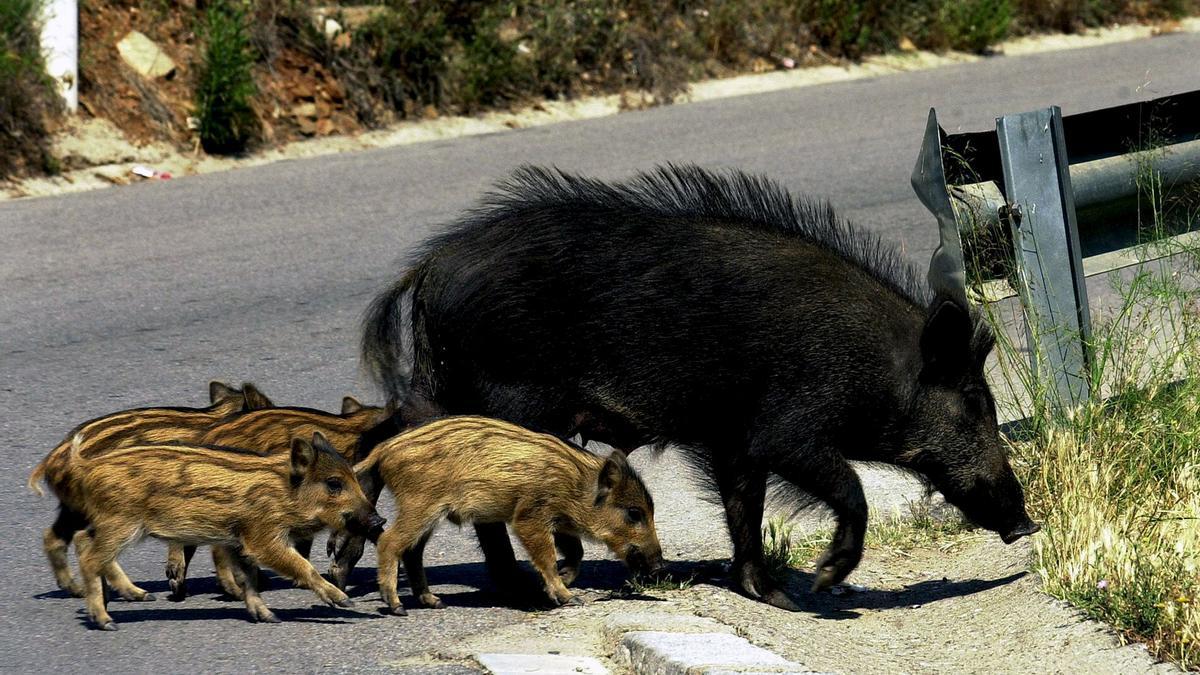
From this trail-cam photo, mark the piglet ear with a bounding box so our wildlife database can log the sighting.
[290,436,316,483]
[920,295,973,383]
[341,396,365,415]
[596,450,629,502]
[209,381,237,404]
[241,383,274,411]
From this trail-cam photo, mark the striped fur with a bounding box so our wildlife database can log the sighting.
[165,397,389,599]
[27,382,273,599]
[358,416,663,614]
[70,433,380,630]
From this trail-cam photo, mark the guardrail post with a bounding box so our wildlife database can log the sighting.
[996,106,1091,408]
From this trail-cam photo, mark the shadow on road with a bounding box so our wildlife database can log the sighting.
[776,568,1030,620]
[85,602,370,628]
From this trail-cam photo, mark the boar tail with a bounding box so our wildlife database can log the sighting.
[68,432,87,465]
[27,458,48,496]
[362,267,419,404]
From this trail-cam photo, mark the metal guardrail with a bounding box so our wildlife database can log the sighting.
[912,90,1200,410]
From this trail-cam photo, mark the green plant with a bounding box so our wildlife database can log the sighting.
[1,0,61,177]
[194,0,259,155]
[938,0,1013,52]
[762,515,796,581]
[623,571,696,594]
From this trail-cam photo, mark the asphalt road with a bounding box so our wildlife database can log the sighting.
[3,32,1199,673]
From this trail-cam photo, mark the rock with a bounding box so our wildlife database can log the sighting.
[117,31,177,79]
[316,118,334,136]
[291,102,318,119]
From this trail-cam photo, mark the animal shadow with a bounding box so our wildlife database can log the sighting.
[775,567,1029,620]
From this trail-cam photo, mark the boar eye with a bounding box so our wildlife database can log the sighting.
[325,477,344,493]
[625,507,645,524]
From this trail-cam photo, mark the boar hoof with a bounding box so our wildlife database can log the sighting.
[334,597,354,608]
[762,588,802,612]
[811,565,844,593]
[253,610,281,624]
[97,621,119,632]
[389,605,409,616]
[63,581,84,598]
[558,566,579,587]
[418,593,444,609]
[137,592,157,602]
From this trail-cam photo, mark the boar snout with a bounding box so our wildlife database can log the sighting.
[1000,518,1040,544]
[344,510,386,538]
[624,545,665,577]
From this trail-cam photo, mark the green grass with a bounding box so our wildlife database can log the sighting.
[194,0,259,154]
[0,0,60,177]
[623,572,697,594]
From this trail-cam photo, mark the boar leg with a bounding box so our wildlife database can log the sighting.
[44,508,87,596]
[512,513,577,607]
[227,550,278,623]
[242,535,352,610]
[376,517,438,616]
[715,464,800,612]
[78,524,138,631]
[165,544,196,600]
[771,450,867,594]
[292,535,313,560]
[74,527,153,602]
[554,533,584,586]
[402,531,442,609]
[474,522,523,590]
[210,546,246,599]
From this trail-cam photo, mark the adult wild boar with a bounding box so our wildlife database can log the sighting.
[361,165,1039,610]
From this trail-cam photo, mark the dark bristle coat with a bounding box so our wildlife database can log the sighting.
[362,165,1037,608]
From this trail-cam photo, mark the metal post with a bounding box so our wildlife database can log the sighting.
[996,106,1092,408]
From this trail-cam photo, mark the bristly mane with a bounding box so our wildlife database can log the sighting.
[472,164,931,309]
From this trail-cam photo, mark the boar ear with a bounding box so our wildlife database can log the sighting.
[919,295,973,382]
[311,431,335,455]
[209,381,237,404]
[290,436,317,484]
[240,383,274,411]
[341,396,365,415]
[596,450,629,503]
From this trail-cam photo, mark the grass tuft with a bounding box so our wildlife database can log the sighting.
[973,139,1200,664]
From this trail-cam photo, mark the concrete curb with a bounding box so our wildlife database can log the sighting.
[474,612,824,675]
[616,631,821,675]
[475,653,609,674]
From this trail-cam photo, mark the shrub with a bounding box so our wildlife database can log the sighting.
[0,0,61,178]
[194,0,259,155]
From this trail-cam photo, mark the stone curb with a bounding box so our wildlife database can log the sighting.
[475,653,609,674]
[616,630,824,675]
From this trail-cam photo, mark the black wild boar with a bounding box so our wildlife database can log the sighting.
[27,381,273,599]
[69,432,384,630]
[356,416,663,614]
[361,165,1040,610]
